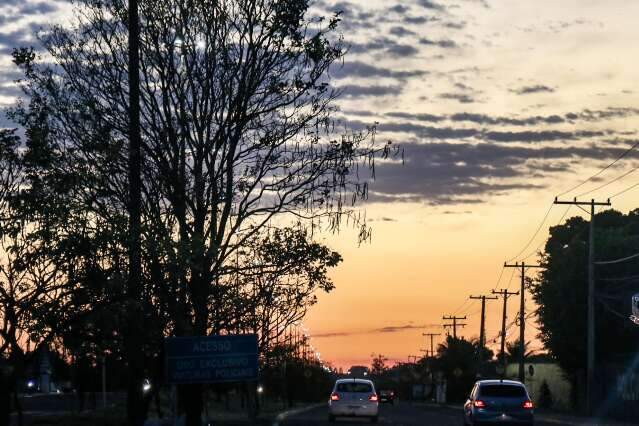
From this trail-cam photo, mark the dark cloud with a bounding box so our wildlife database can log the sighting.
[404,15,429,24]
[444,21,467,29]
[382,107,639,127]
[439,93,476,103]
[313,323,440,338]
[484,130,604,143]
[387,4,410,14]
[416,0,445,10]
[419,37,458,48]
[366,141,636,204]
[386,43,420,57]
[386,112,445,122]
[390,26,417,37]
[512,85,555,95]
[349,38,420,58]
[332,61,428,80]
[338,84,402,98]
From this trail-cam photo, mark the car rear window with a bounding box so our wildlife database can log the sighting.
[479,385,527,397]
[336,382,373,393]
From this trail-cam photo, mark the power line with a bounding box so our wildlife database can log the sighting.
[521,204,573,261]
[491,266,506,292]
[506,203,554,263]
[595,252,639,265]
[556,140,639,197]
[577,166,639,197]
[505,265,517,291]
[451,298,473,316]
[610,181,639,199]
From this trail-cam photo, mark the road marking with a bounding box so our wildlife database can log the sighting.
[272,403,324,426]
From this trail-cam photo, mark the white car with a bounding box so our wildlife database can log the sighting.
[328,378,379,423]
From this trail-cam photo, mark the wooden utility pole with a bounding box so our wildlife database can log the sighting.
[470,295,498,358]
[554,197,611,414]
[422,333,441,358]
[442,316,467,339]
[503,262,543,383]
[492,289,519,377]
[126,0,144,424]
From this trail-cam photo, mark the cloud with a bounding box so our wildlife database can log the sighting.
[386,43,420,57]
[338,84,403,98]
[419,37,458,48]
[365,140,637,205]
[439,93,476,103]
[390,26,417,37]
[416,0,445,10]
[484,130,604,143]
[332,61,428,80]
[313,323,440,338]
[404,15,429,24]
[512,85,555,95]
[382,107,639,127]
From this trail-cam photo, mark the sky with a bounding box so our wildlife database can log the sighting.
[1,0,639,370]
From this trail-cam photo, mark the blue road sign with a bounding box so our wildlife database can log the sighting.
[165,334,259,384]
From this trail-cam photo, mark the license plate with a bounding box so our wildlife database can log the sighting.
[348,405,361,409]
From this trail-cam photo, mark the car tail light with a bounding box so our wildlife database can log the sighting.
[369,394,379,402]
[474,400,487,408]
[523,400,534,409]
[330,393,340,401]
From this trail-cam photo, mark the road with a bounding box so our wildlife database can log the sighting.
[280,401,576,425]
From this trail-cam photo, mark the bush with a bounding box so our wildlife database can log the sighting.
[537,380,554,409]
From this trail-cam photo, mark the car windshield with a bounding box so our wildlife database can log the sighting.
[336,382,373,393]
[479,385,526,398]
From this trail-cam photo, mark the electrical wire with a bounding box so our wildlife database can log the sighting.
[505,203,554,263]
[491,266,506,292]
[505,266,517,291]
[595,252,639,265]
[521,204,573,261]
[577,166,639,197]
[556,140,639,197]
[610,181,639,200]
[451,298,473,316]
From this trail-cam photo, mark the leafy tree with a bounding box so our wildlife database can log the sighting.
[433,336,493,401]
[370,354,388,376]
[8,0,393,423]
[502,338,535,363]
[531,210,639,402]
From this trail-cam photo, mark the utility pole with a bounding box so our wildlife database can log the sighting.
[492,289,519,377]
[470,295,498,359]
[422,333,441,358]
[442,316,467,339]
[503,262,544,383]
[126,0,144,423]
[554,197,611,414]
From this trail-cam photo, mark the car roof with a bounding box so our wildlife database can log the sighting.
[335,378,374,385]
[476,380,525,386]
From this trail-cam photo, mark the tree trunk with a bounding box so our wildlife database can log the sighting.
[179,384,203,426]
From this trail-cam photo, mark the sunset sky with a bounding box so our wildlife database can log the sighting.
[2,0,639,370]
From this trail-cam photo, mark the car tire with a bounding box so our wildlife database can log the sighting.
[370,416,378,423]
[328,414,336,423]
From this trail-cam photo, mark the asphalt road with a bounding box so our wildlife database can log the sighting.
[279,402,574,425]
